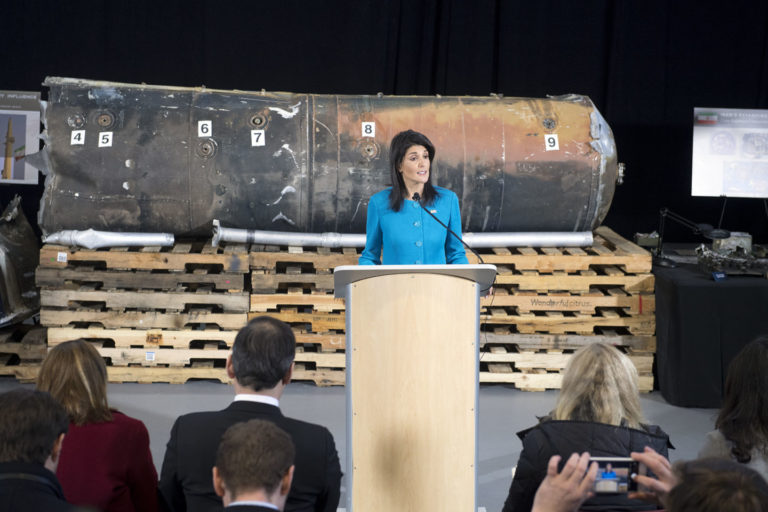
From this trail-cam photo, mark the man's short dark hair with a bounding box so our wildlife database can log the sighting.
[0,388,69,464]
[215,419,295,497]
[668,458,768,512]
[231,316,296,391]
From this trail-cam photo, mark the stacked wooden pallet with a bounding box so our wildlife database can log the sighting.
[249,246,357,386]
[31,226,654,390]
[37,242,250,384]
[0,324,47,382]
[471,226,655,390]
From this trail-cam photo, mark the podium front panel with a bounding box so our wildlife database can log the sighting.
[346,272,478,511]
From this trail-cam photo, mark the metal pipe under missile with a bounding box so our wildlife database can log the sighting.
[212,220,593,248]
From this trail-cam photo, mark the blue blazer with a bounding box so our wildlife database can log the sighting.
[359,186,469,265]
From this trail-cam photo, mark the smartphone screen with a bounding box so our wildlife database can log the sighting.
[589,457,640,494]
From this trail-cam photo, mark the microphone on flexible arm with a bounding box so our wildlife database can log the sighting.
[412,192,485,264]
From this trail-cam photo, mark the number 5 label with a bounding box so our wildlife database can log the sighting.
[362,122,375,138]
[98,132,113,148]
[544,134,559,151]
[251,130,265,147]
[198,120,212,137]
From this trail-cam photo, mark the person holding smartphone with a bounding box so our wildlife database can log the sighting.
[501,343,673,512]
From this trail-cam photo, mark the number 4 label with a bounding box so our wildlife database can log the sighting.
[362,122,375,138]
[71,130,85,145]
[198,120,212,137]
[251,129,265,147]
[544,134,559,151]
[98,132,113,148]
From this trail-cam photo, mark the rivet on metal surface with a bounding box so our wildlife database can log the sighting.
[196,138,218,159]
[249,114,267,128]
[67,114,86,128]
[96,111,115,128]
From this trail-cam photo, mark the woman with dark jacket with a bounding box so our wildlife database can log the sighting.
[502,343,673,512]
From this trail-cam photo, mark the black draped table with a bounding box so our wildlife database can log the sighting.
[655,264,768,408]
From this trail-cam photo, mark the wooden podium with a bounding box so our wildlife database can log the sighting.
[334,264,496,511]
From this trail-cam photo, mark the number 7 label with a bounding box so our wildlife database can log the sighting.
[251,130,265,147]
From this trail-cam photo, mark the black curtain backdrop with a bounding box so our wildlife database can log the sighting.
[3,0,768,242]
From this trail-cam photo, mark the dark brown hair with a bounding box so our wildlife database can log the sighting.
[0,389,69,464]
[716,336,768,463]
[215,419,295,497]
[667,458,768,512]
[37,339,112,425]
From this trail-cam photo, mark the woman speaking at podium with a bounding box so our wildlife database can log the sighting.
[358,129,469,265]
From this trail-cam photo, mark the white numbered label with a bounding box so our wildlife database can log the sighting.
[70,130,85,145]
[362,122,375,138]
[56,252,68,263]
[544,134,559,151]
[251,129,265,147]
[145,351,156,362]
[198,120,212,137]
[98,131,113,148]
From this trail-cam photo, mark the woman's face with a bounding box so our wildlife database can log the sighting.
[398,144,430,192]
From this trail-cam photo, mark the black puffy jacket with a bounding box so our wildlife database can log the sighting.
[501,419,673,512]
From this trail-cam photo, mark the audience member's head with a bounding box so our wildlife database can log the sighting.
[716,336,768,463]
[0,388,69,471]
[213,419,295,509]
[667,457,768,512]
[553,342,644,428]
[229,316,296,392]
[37,339,112,425]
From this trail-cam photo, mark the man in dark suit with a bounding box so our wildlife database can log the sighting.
[213,419,295,511]
[159,316,342,512]
[0,388,77,512]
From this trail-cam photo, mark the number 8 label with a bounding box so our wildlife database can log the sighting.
[362,122,375,138]
[544,134,559,151]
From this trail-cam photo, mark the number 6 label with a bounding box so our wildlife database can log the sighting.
[251,130,265,147]
[362,122,375,138]
[544,134,559,151]
[198,120,212,137]
[98,132,113,148]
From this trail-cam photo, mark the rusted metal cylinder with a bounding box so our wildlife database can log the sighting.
[37,77,619,237]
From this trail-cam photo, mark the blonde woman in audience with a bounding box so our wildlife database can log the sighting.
[37,339,158,512]
[699,336,768,480]
[502,342,673,512]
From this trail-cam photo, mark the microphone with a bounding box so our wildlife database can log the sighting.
[412,192,485,264]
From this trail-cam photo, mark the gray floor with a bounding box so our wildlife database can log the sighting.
[0,379,717,511]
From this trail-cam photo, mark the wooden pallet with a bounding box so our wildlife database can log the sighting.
[0,325,47,361]
[479,370,654,391]
[484,288,654,315]
[39,242,249,272]
[100,365,344,386]
[467,226,652,273]
[251,272,335,293]
[492,268,654,293]
[36,266,245,291]
[41,289,250,313]
[249,309,345,332]
[481,308,655,335]
[250,246,360,272]
[47,326,237,349]
[251,292,345,313]
[40,308,247,330]
[479,332,656,352]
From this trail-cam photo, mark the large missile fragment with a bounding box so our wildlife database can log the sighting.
[37,77,619,237]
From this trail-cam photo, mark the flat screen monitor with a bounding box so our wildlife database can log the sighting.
[692,107,768,198]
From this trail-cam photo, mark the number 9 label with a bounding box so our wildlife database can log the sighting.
[544,134,559,151]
